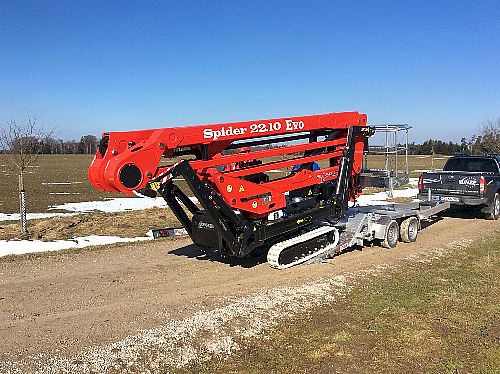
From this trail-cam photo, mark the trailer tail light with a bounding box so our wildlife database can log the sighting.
[480,176,486,195]
[418,175,424,191]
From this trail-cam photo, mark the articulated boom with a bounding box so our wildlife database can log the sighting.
[89,112,372,264]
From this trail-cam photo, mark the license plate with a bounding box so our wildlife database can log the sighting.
[443,196,460,202]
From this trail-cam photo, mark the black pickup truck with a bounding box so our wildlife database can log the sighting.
[418,155,500,220]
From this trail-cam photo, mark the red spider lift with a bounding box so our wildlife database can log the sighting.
[88,112,372,268]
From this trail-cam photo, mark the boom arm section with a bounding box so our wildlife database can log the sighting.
[88,112,367,196]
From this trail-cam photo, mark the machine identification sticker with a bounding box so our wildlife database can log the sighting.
[203,119,305,140]
[198,222,215,229]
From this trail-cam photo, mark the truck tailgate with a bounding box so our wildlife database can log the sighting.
[422,172,482,197]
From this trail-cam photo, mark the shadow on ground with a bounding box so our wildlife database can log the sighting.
[421,216,444,230]
[167,215,455,268]
[440,206,487,220]
[167,239,369,268]
[167,244,268,268]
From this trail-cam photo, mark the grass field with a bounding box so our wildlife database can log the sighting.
[0,152,451,241]
[0,154,450,215]
[0,208,180,241]
[182,232,500,374]
[0,154,122,214]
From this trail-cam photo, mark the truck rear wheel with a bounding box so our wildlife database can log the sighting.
[381,220,399,248]
[485,193,500,220]
[400,217,419,243]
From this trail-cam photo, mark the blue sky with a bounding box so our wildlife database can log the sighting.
[1,0,499,142]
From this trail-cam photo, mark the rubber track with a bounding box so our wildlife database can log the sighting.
[267,226,340,269]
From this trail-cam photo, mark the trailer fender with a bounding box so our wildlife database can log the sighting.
[372,215,392,240]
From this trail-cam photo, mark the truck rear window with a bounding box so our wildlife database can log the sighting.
[443,158,498,173]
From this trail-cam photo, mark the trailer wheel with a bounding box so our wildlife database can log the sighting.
[381,220,399,248]
[400,217,418,243]
[485,193,500,220]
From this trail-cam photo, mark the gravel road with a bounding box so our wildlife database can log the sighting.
[1,216,498,373]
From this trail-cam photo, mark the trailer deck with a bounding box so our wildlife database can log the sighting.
[306,200,450,264]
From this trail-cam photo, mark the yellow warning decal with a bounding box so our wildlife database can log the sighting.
[239,185,245,192]
[149,182,161,191]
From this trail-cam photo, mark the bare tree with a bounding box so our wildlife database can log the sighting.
[0,118,52,237]
[79,135,98,154]
[473,118,500,154]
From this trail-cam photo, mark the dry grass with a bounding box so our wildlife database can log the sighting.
[186,232,500,374]
[386,196,415,203]
[0,207,180,241]
[0,154,124,214]
[364,154,451,178]
[361,186,387,195]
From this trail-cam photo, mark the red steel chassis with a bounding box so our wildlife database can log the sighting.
[89,112,368,219]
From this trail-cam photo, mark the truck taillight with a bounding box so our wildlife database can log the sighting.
[418,175,424,190]
[480,176,486,195]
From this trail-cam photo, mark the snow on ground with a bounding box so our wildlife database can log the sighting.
[0,196,199,221]
[0,212,79,222]
[49,196,199,213]
[50,197,166,213]
[356,187,419,206]
[0,235,152,257]
[0,183,418,257]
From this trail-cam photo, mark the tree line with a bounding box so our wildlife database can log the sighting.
[408,139,463,155]
[407,118,500,155]
[2,118,500,157]
[19,134,100,155]
[3,135,496,156]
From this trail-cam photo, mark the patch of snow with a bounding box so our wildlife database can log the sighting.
[0,212,79,222]
[1,196,199,221]
[408,177,419,186]
[49,196,198,214]
[0,235,152,257]
[356,187,419,206]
